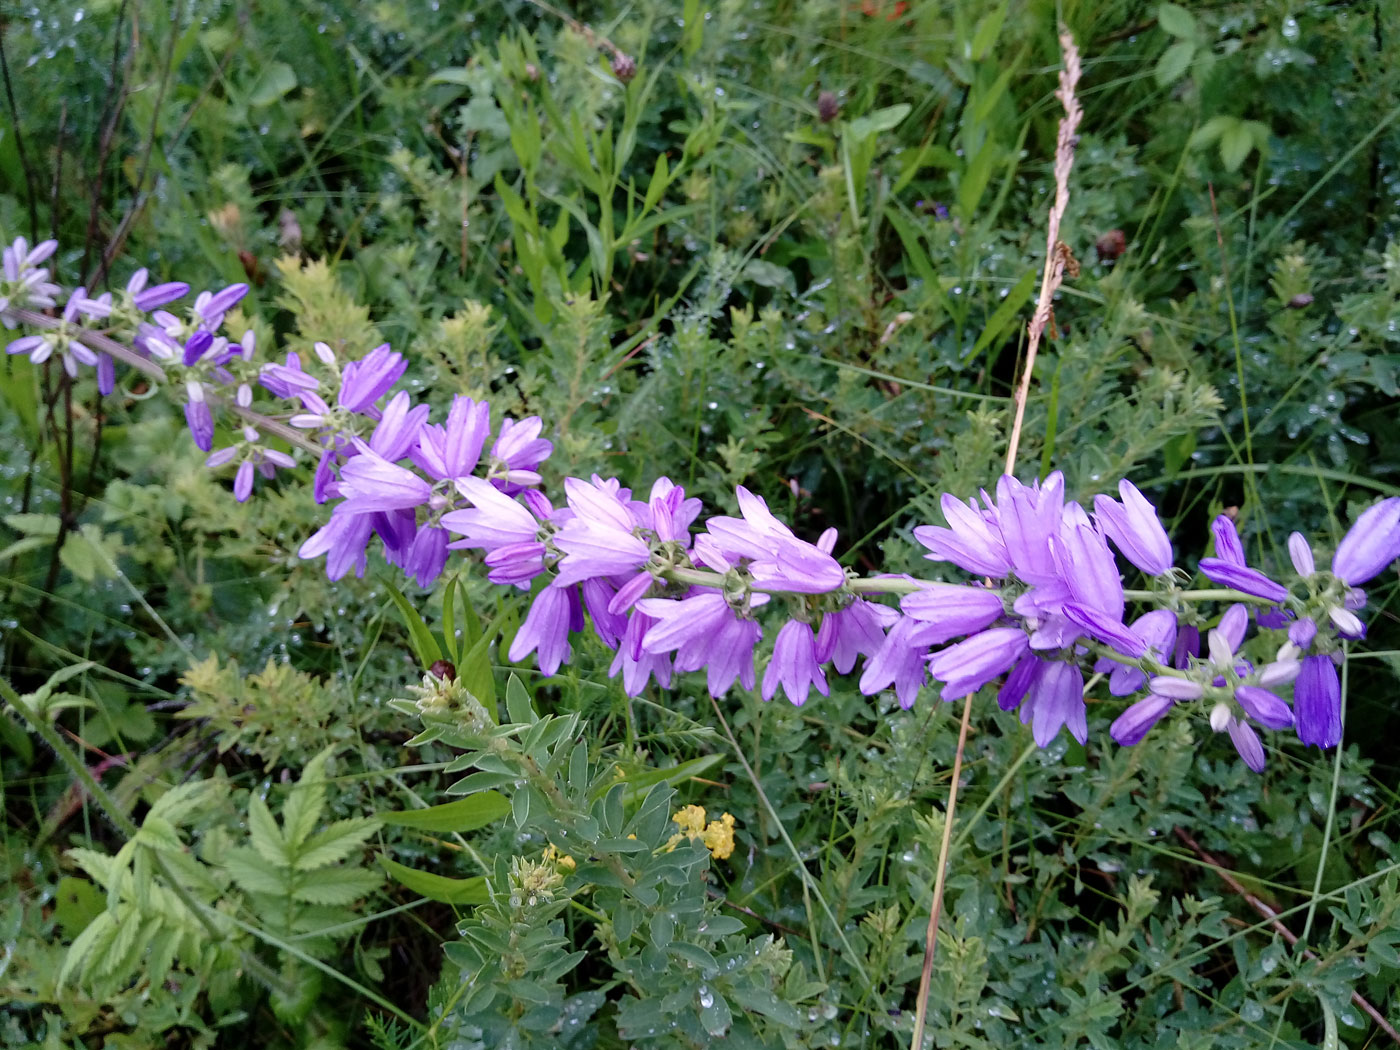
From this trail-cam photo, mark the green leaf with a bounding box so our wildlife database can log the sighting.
[970,1,1009,60]
[505,674,534,724]
[1155,41,1196,87]
[847,103,911,143]
[1157,3,1198,40]
[147,779,218,827]
[426,67,473,87]
[964,267,1038,363]
[248,61,297,107]
[54,877,106,938]
[608,753,726,803]
[3,512,60,536]
[1220,121,1255,171]
[1189,115,1235,151]
[225,847,290,895]
[284,745,334,848]
[60,525,117,583]
[294,818,381,870]
[248,795,288,867]
[291,868,383,905]
[378,793,511,833]
[379,855,489,904]
[385,586,443,670]
[442,576,460,664]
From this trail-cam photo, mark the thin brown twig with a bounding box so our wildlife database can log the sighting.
[1004,29,1083,476]
[908,27,1084,1050]
[1174,827,1400,1046]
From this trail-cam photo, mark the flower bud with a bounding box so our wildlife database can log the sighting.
[817,90,840,123]
[1209,702,1232,733]
[612,53,637,84]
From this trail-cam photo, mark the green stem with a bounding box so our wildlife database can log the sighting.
[1122,587,1276,604]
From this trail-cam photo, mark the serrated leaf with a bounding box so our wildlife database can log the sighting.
[378,792,511,832]
[284,745,334,848]
[291,868,383,905]
[248,794,287,867]
[294,818,381,870]
[379,855,488,904]
[147,778,217,827]
[225,846,290,895]
[135,815,184,853]
[59,910,114,987]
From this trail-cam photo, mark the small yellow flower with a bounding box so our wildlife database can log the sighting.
[667,805,738,860]
[701,812,737,860]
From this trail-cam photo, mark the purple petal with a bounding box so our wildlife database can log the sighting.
[1294,654,1342,749]
[1062,603,1148,658]
[1198,558,1288,602]
[1111,694,1174,746]
[1235,686,1293,730]
[1227,719,1267,772]
[1332,498,1400,586]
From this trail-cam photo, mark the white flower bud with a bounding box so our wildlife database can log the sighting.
[1209,702,1233,733]
[1328,605,1364,637]
[1207,628,1234,670]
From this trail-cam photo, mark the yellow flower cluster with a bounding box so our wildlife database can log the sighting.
[667,805,737,860]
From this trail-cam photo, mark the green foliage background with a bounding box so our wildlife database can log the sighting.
[2,0,1399,1047]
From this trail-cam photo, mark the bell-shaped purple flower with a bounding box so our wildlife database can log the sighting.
[816,599,897,675]
[927,627,1029,701]
[1226,718,1266,773]
[338,441,432,513]
[762,620,828,706]
[1197,558,1288,602]
[1332,498,1400,586]
[996,472,1065,585]
[1094,480,1174,576]
[899,583,1003,639]
[184,381,214,452]
[913,493,1010,578]
[338,343,405,413]
[1111,693,1175,746]
[299,508,375,580]
[509,584,582,676]
[1294,653,1342,749]
[1211,515,1246,566]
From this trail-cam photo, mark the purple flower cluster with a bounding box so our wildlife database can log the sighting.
[5,235,1399,773]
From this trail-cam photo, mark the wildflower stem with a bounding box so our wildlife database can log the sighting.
[6,305,323,455]
[1122,587,1276,604]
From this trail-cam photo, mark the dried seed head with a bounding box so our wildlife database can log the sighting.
[817,90,840,124]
